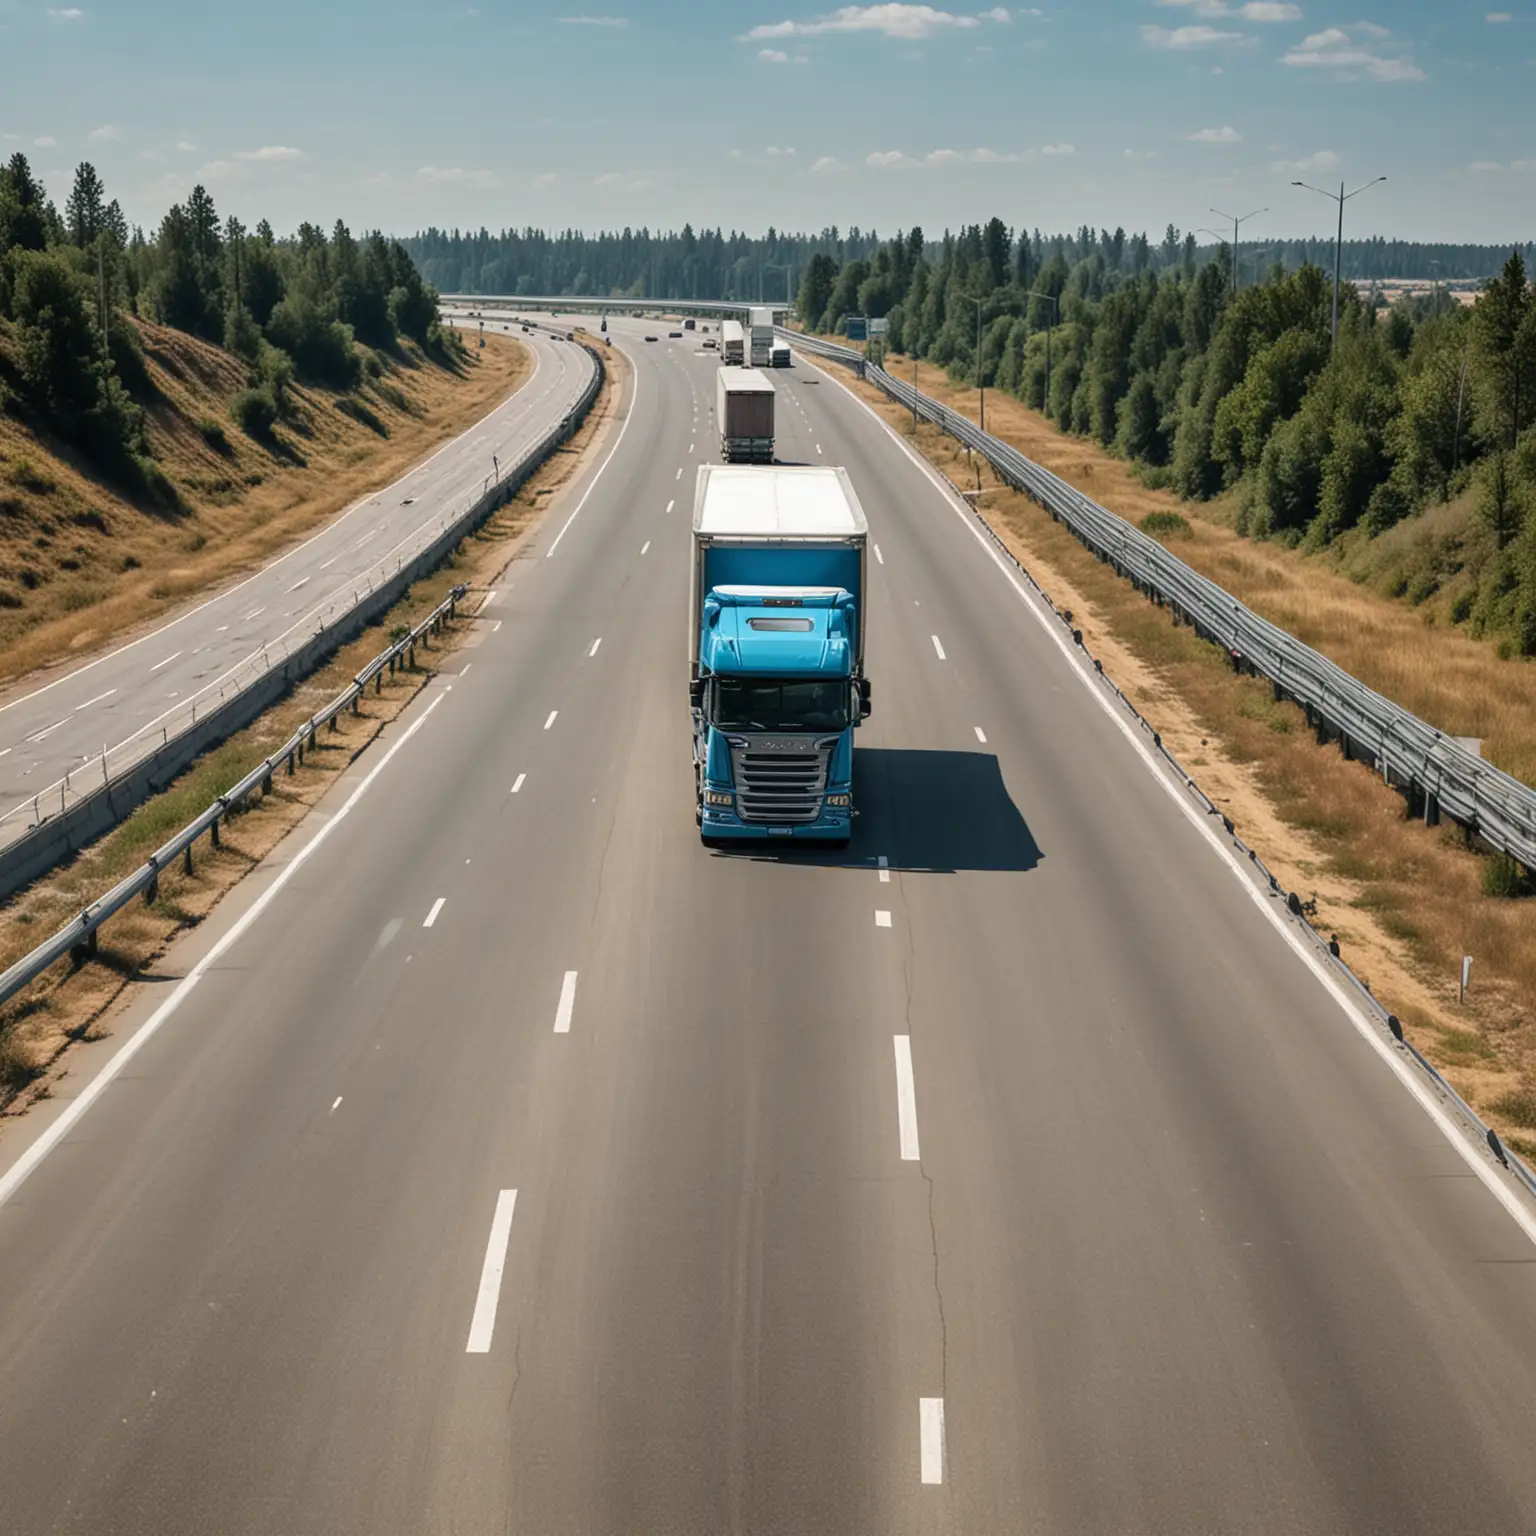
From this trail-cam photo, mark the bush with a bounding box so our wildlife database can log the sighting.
[197,416,232,454]
[334,395,388,437]
[231,386,278,440]
[132,455,181,513]
[265,294,361,390]
[1140,510,1191,540]
[1482,853,1532,898]
[1491,1083,1536,1130]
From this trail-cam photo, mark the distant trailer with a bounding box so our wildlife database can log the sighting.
[721,319,746,365]
[717,367,775,463]
[770,341,792,369]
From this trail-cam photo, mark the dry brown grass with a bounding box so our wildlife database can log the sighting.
[822,356,1536,1158]
[876,352,1536,789]
[0,331,628,1116]
[0,320,530,689]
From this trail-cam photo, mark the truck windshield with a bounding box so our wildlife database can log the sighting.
[712,679,849,733]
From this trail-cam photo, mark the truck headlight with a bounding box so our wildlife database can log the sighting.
[824,793,851,808]
[704,789,734,807]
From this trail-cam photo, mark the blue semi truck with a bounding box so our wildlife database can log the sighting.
[690,465,871,847]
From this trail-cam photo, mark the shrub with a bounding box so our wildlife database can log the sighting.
[197,416,232,455]
[335,395,388,436]
[1483,853,1534,899]
[1140,510,1192,540]
[1491,1083,1536,1131]
[231,386,278,440]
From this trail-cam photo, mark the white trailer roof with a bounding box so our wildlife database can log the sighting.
[722,319,744,339]
[718,367,775,395]
[694,465,868,537]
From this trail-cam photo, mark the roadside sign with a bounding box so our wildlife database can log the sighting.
[842,315,868,341]
[869,318,888,336]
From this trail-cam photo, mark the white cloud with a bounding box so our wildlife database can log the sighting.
[758,46,791,59]
[46,6,83,18]
[1282,22,1421,79]
[866,149,911,166]
[33,135,56,148]
[557,13,627,24]
[1470,160,1505,173]
[87,124,119,141]
[1124,148,1158,160]
[594,170,655,190]
[532,171,557,188]
[1188,124,1243,141]
[865,143,1042,167]
[175,140,196,153]
[1486,10,1512,19]
[811,155,849,172]
[1041,141,1074,154]
[745,4,1009,41]
[202,160,238,180]
[1273,147,1340,172]
[136,148,164,164]
[1155,0,1297,14]
[766,145,796,156]
[417,165,502,186]
[1141,23,1243,48]
[235,145,305,162]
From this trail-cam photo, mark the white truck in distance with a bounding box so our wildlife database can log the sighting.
[717,368,775,462]
[749,306,775,367]
[721,319,745,365]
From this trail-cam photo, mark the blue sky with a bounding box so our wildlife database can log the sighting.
[1,1,1532,243]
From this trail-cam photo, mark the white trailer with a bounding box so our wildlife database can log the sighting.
[716,367,776,462]
[721,319,745,365]
[748,305,775,367]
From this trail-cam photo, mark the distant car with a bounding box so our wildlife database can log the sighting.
[669,330,682,338]
[645,334,659,342]
[684,318,696,330]
[702,337,718,350]
[700,324,711,333]
[566,331,574,341]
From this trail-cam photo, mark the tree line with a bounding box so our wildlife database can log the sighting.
[797,219,1536,651]
[402,222,1530,301]
[0,152,452,504]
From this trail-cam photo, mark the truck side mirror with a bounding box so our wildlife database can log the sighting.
[690,679,705,710]
[858,679,872,720]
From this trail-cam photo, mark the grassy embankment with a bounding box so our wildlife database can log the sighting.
[0,330,625,1112]
[816,344,1536,1157]
[0,318,530,687]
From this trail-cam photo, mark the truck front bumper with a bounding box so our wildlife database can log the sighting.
[701,803,852,842]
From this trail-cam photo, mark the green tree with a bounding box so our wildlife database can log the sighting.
[65,161,107,247]
[1479,451,1530,549]
[796,253,837,332]
[1474,252,1536,449]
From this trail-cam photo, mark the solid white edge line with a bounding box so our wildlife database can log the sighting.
[511,773,526,794]
[545,345,638,558]
[553,970,579,1034]
[920,1397,946,1485]
[543,710,558,730]
[810,351,1536,1250]
[0,692,447,1212]
[894,1035,921,1161]
[0,344,558,720]
[465,1189,518,1354]
[931,635,946,661]
[423,897,446,929]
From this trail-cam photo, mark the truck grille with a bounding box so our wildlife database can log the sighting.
[730,740,831,823]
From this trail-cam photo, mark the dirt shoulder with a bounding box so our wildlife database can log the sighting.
[812,349,1536,1160]
[0,324,531,691]
[0,332,627,1117]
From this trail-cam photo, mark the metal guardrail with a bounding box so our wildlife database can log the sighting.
[0,584,468,1013]
[0,337,603,893]
[784,327,1536,871]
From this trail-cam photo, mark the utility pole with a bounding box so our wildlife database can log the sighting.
[1292,177,1386,351]
[1025,289,1060,418]
[1210,205,1266,294]
[96,243,108,361]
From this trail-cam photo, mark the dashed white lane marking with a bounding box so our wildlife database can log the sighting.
[80,687,120,709]
[676,467,683,480]
[931,635,946,661]
[478,589,500,613]
[975,726,987,743]
[491,620,502,633]
[589,637,602,658]
[330,1096,343,1114]
[894,1036,921,1161]
[875,910,892,928]
[878,855,890,884]
[216,625,229,633]
[28,717,71,743]
[0,692,447,1215]
[666,499,675,513]
[460,663,472,677]
[920,1398,946,1484]
[511,773,526,794]
[543,710,558,731]
[243,606,267,622]
[553,970,579,1034]
[423,897,446,929]
[874,544,884,565]
[816,444,823,455]
[689,442,694,454]
[641,540,651,556]
[288,576,310,593]
[465,1189,518,1354]
[319,554,340,570]
[149,652,182,673]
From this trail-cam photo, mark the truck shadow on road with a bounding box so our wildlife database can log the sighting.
[727,748,1042,874]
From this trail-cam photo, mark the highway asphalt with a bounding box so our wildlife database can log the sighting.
[0,314,1533,1534]
[0,325,593,847]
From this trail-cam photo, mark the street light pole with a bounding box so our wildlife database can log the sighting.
[1025,288,1060,417]
[1292,176,1387,351]
[1210,205,1266,293]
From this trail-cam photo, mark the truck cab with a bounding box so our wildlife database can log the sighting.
[690,467,871,848]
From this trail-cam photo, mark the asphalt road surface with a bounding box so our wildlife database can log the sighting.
[0,315,1533,1535]
[0,325,593,845]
